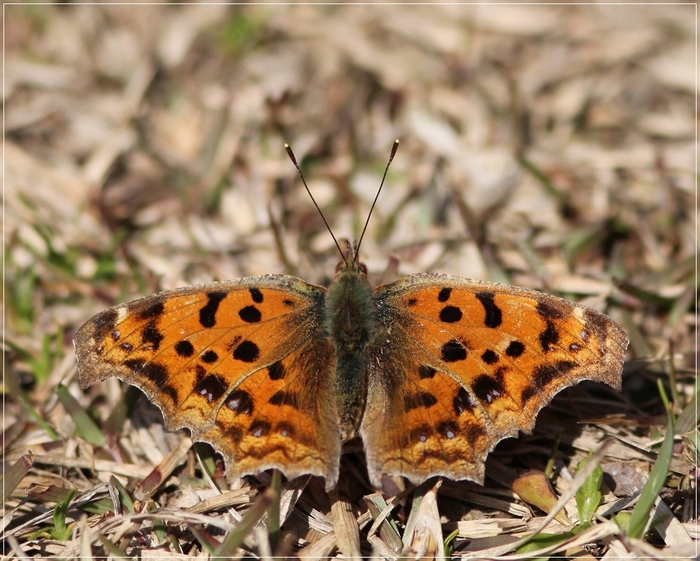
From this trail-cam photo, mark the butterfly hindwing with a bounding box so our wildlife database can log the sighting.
[362,336,493,487]
[196,337,341,488]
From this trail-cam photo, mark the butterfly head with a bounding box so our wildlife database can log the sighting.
[335,239,368,277]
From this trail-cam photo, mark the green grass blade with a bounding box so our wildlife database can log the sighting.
[626,413,674,538]
[516,531,572,559]
[574,457,603,524]
[56,384,106,447]
[675,387,698,436]
[111,475,134,514]
[50,488,76,540]
[13,390,58,440]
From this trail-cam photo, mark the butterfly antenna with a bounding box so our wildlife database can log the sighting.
[355,139,399,262]
[285,143,346,265]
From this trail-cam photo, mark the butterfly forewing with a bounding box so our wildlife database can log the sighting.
[75,275,342,488]
[361,273,628,486]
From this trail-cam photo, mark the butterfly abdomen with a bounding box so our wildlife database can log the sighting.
[325,265,376,440]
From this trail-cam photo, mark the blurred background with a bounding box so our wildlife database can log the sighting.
[3,2,696,556]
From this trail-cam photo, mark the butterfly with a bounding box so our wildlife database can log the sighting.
[74,140,628,491]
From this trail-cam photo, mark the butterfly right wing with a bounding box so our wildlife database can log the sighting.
[361,273,627,488]
[74,275,342,489]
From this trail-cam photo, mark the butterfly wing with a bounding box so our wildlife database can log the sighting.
[75,275,341,489]
[361,273,628,488]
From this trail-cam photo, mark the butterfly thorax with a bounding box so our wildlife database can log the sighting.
[325,259,375,441]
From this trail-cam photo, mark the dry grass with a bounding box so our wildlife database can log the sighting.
[3,4,697,560]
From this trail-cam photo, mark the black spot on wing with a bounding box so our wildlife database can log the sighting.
[505,340,525,357]
[481,349,499,364]
[536,299,567,320]
[135,301,165,320]
[175,340,195,357]
[268,391,299,409]
[249,288,263,303]
[226,390,253,415]
[238,305,262,323]
[472,374,503,403]
[249,419,271,437]
[533,360,577,389]
[440,305,463,323]
[442,339,467,362]
[493,365,508,385]
[141,321,164,351]
[438,287,452,302]
[418,365,437,379]
[267,361,286,380]
[233,340,260,363]
[124,359,167,387]
[521,386,537,405]
[194,374,227,403]
[453,386,475,415]
[404,392,438,411]
[437,420,459,439]
[91,309,118,343]
[539,322,559,352]
[475,292,502,328]
[199,291,227,328]
[200,350,218,363]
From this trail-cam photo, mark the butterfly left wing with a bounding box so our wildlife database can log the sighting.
[361,273,628,488]
[75,276,342,489]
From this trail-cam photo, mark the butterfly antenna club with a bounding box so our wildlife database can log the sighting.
[285,143,346,265]
[355,139,400,262]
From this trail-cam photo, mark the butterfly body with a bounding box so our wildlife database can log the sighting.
[325,259,375,441]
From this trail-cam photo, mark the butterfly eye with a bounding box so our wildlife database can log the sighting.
[358,262,368,276]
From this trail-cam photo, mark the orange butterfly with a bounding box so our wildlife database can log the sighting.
[75,141,628,491]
